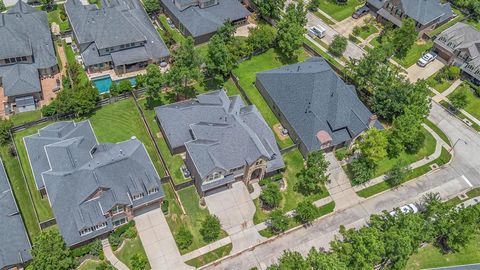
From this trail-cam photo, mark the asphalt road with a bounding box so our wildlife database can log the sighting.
[202,102,480,270]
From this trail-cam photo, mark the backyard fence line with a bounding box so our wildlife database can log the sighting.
[230,73,253,105]
[39,218,57,230]
[302,43,345,76]
[173,179,195,191]
[279,144,297,155]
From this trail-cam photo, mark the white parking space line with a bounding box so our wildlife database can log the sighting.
[462,175,473,187]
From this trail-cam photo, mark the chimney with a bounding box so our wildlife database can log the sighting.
[368,114,378,128]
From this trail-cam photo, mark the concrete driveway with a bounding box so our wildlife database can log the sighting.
[334,14,372,36]
[204,182,265,253]
[405,58,445,82]
[135,207,193,270]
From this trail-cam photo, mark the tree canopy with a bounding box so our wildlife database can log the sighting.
[276,2,307,60]
[296,150,329,195]
[255,0,285,19]
[31,230,76,270]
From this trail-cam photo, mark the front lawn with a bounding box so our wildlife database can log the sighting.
[88,98,166,177]
[426,72,454,93]
[313,11,336,25]
[232,49,310,149]
[253,149,330,224]
[356,24,378,40]
[405,234,480,270]
[77,259,104,270]
[447,83,480,121]
[394,40,433,68]
[317,0,365,21]
[185,243,233,268]
[115,236,151,270]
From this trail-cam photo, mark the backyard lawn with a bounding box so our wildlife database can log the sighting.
[88,98,166,177]
[159,15,186,44]
[64,41,89,86]
[448,83,480,121]
[115,236,151,270]
[394,40,433,68]
[253,149,330,224]
[317,0,365,21]
[10,110,43,126]
[405,234,480,270]
[232,49,310,149]
[37,5,70,32]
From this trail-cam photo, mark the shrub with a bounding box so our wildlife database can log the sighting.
[447,66,461,80]
[328,35,348,57]
[161,200,169,214]
[295,200,318,224]
[352,26,361,36]
[386,162,410,187]
[108,234,122,251]
[0,120,13,145]
[269,209,289,234]
[449,89,469,110]
[200,215,221,242]
[108,220,136,250]
[260,183,282,209]
[123,226,137,239]
[347,156,376,185]
[96,261,115,270]
[334,148,349,161]
[176,226,193,250]
[89,240,103,257]
[130,254,148,270]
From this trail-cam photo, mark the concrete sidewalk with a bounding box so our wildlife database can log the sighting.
[181,237,232,262]
[101,239,129,270]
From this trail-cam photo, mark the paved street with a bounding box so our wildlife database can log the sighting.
[202,102,480,270]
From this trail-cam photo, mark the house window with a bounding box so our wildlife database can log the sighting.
[126,44,130,48]
[79,222,107,236]
[21,56,27,61]
[111,205,124,215]
[120,45,125,49]
[5,59,10,64]
[16,57,22,62]
[10,58,16,63]
[255,159,264,166]
[130,43,135,46]
[147,187,159,195]
[132,192,144,201]
[206,172,223,182]
[113,218,127,227]
[229,166,244,173]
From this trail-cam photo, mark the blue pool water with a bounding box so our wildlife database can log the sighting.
[92,75,137,94]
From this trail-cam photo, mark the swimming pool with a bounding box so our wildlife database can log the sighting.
[92,75,137,94]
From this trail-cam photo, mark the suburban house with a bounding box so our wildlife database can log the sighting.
[160,0,251,44]
[65,0,170,75]
[155,90,284,196]
[434,22,480,84]
[0,159,32,270]
[256,57,382,158]
[0,1,60,116]
[24,121,164,247]
[366,0,453,37]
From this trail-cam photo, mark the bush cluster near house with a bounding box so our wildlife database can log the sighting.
[108,221,137,251]
[200,214,222,243]
[328,35,348,57]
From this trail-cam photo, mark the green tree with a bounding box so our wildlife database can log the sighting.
[391,18,417,59]
[387,132,404,159]
[0,119,13,145]
[255,0,285,19]
[306,248,347,270]
[143,64,164,106]
[200,214,221,242]
[276,2,307,60]
[348,155,376,185]
[296,150,329,195]
[449,90,468,110]
[247,24,277,52]
[31,230,76,270]
[130,254,148,270]
[0,0,6,12]
[269,209,289,234]
[358,128,388,164]
[390,108,425,154]
[328,35,348,57]
[143,0,160,14]
[386,161,410,187]
[447,66,461,80]
[295,199,317,224]
[176,226,193,250]
[267,250,309,270]
[41,0,54,10]
[109,82,119,96]
[260,183,282,209]
[117,80,132,94]
[206,34,236,79]
[168,37,203,99]
[306,0,320,11]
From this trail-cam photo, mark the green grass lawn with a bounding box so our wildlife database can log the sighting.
[115,236,151,270]
[439,100,480,132]
[13,123,54,222]
[394,41,433,68]
[373,127,436,177]
[37,5,70,32]
[356,25,378,40]
[448,83,480,121]
[405,234,480,270]
[10,110,43,126]
[313,11,336,25]
[64,42,89,86]
[0,144,41,238]
[303,37,345,71]
[369,36,381,47]
[466,18,480,31]
[232,49,310,149]
[88,98,166,177]
[423,119,451,146]
[448,187,480,206]
[317,0,365,21]
[426,73,454,93]
[253,149,329,224]
[77,259,104,270]
[159,15,187,44]
[185,243,233,268]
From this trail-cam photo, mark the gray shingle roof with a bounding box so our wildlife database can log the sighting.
[0,1,57,97]
[65,0,169,67]
[256,57,382,153]
[25,120,164,246]
[155,90,284,181]
[160,0,251,38]
[0,159,32,269]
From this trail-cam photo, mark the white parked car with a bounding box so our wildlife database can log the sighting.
[389,203,418,216]
[417,52,437,67]
[308,26,326,39]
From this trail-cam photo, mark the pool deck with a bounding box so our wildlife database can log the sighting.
[88,65,169,81]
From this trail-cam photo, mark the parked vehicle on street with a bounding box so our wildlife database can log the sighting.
[389,203,419,216]
[308,26,326,39]
[352,6,369,19]
[417,52,437,67]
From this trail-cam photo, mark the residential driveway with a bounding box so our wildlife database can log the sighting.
[204,182,265,253]
[306,12,365,61]
[405,58,445,82]
[334,14,372,36]
[135,207,193,270]
[325,153,361,210]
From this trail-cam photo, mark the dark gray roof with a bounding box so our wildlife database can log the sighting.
[256,57,382,153]
[25,121,164,246]
[160,0,251,38]
[155,90,284,181]
[377,8,402,27]
[0,1,57,97]
[65,0,169,67]
[0,159,32,269]
[111,46,150,65]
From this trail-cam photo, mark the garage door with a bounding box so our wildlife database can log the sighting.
[133,202,160,217]
[204,184,230,196]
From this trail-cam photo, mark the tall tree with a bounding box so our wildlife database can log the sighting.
[206,34,236,79]
[142,64,164,104]
[0,119,13,145]
[260,183,282,209]
[295,199,318,224]
[0,0,6,12]
[269,209,289,234]
[449,90,468,110]
[296,150,329,195]
[390,108,425,154]
[357,128,388,164]
[143,0,160,14]
[255,0,285,20]
[200,214,221,242]
[391,18,417,59]
[31,230,76,270]
[306,248,348,270]
[247,24,277,52]
[328,35,348,57]
[276,2,307,60]
[267,250,309,270]
[168,37,203,99]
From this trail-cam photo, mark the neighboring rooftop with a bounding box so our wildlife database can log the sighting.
[155,90,284,187]
[161,0,251,38]
[0,0,57,97]
[256,57,382,153]
[24,121,164,246]
[0,159,32,269]
[65,0,169,67]
[436,22,480,57]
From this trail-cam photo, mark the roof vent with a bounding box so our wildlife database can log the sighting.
[131,136,136,140]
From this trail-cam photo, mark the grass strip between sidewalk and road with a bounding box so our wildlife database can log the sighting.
[185,243,233,268]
